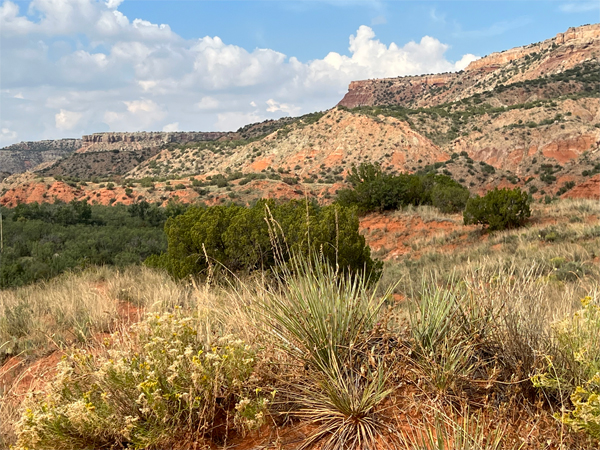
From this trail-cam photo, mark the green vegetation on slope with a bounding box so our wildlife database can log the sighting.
[147,199,381,280]
[337,162,470,214]
[0,201,180,288]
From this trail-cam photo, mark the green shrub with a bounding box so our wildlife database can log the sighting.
[431,182,471,214]
[146,200,381,280]
[463,187,531,231]
[336,163,469,214]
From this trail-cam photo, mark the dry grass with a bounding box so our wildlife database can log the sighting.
[0,267,119,359]
[1,198,599,449]
[392,204,461,224]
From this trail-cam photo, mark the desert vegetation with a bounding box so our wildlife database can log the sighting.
[0,198,598,449]
[337,163,470,214]
[146,199,380,280]
[0,200,188,288]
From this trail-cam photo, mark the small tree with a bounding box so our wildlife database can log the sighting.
[463,187,530,231]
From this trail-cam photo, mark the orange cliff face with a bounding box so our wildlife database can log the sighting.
[338,73,457,108]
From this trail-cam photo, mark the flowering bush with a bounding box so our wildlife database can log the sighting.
[532,296,600,440]
[16,310,270,449]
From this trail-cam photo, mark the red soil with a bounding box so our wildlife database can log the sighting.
[562,174,600,199]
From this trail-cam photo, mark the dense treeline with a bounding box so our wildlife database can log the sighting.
[146,199,380,280]
[0,200,186,288]
[336,163,470,214]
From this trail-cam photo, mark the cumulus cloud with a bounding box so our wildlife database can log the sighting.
[454,53,479,71]
[266,99,301,115]
[162,122,179,132]
[196,96,220,110]
[55,109,82,130]
[1,128,18,146]
[0,0,478,145]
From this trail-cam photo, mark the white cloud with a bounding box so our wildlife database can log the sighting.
[1,0,478,146]
[266,99,301,115]
[55,109,82,130]
[138,80,157,91]
[196,96,220,110]
[125,99,160,115]
[560,2,599,12]
[0,127,18,146]
[162,122,179,132]
[454,53,479,71]
[215,112,262,132]
[105,0,123,9]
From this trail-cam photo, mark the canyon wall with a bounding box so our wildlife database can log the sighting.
[79,131,229,153]
[337,23,600,109]
[0,139,82,174]
[465,23,600,72]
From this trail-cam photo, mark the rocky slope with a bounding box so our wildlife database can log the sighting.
[127,108,448,180]
[0,139,81,174]
[338,23,600,109]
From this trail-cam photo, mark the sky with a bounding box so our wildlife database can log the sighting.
[1,0,598,146]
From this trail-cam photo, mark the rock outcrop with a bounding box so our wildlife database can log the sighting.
[78,131,228,153]
[562,174,600,200]
[0,139,81,174]
[338,23,600,109]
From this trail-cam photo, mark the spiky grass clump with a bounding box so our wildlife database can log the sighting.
[294,355,393,450]
[258,255,398,449]
[400,407,509,450]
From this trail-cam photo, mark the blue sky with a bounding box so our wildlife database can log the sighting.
[118,1,597,62]
[1,0,598,145]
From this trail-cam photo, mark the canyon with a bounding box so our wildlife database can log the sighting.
[1,23,598,207]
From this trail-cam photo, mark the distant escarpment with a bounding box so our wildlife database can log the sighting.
[0,139,81,174]
[338,23,600,109]
[34,132,229,179]
[78,131,229,153]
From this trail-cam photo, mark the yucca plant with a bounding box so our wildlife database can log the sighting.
[295,353,394,450]
[258,253,398,449]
